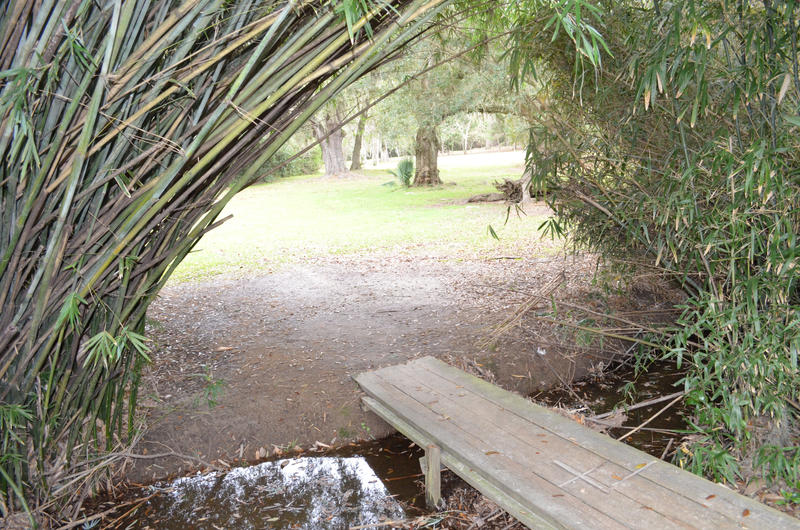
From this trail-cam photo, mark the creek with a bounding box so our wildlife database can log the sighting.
[95,360,687,528]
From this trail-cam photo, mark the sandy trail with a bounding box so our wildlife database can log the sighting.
[130,254,600,482]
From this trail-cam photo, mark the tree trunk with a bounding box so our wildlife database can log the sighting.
[413,123,441,186]
[312,114,347,176]
[460,117,472,154]
[350,113,367,171]
[370,136,379,166]
[519,166,535,205]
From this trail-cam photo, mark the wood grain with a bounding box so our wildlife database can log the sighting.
[355,357,800,530]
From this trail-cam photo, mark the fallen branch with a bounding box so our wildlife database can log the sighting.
[56,506,119,530]
[589,390,685,421]
[533,315,663,349]
[123,450,214,467]
[616,393,685,441]
[102,492,163,529]
[479,272,565,349]
[349,518,415,529]
[660,438,675,460]
[467,192,507,203]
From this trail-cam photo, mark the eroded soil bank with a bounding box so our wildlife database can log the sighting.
[129,253,637,483]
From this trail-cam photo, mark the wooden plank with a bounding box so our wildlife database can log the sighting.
[356,371,626,529]
[383,362,707,529]
[390,361,738,529]
[357,358,800,529]
[414,356,800,529]
[362,396,566,530]
[416,356,788,524]
[386,364,707,526]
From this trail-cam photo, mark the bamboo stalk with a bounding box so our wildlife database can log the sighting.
[0,0,449,519]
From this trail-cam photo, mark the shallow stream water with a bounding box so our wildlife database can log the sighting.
[100,361,687,528]
[104,435,423,529]
[534,360,688,458]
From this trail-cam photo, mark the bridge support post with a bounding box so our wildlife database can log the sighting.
[420,443,441,508]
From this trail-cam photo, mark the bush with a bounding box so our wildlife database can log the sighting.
[260,146,322,181]
[511,0,800,490]
[390,158,414,187]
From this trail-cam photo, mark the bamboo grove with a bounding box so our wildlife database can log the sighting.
[503,0,800,492]
[0,0,449,519]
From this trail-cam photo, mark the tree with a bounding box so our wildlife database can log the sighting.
[312,109,348,176]
[383,35,535,187]
[312,73,387,174]
[350,112,369,170]
[0,0,449,519]
[414,120,443,185]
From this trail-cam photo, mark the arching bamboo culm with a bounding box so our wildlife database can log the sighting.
[0,0,448,521]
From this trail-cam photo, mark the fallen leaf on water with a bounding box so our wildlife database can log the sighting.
[485,450,499,455]
[611,474,623,480]
[742,509,750,517]
[705,494,716,500]
[635,463,647,469]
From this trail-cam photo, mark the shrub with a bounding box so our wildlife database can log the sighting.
[260,146,322,181]
[390,158,415,187]
[516,0,800,490]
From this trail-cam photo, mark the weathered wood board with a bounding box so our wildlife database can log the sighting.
[355,356,800,529]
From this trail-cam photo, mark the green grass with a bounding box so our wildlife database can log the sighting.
[172,150,560,281]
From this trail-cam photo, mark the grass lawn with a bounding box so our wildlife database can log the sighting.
[171,150,560,281]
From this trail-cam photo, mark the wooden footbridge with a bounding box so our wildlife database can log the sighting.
[355,356,799,529]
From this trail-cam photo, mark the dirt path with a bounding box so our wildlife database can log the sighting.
[130,254,603,483]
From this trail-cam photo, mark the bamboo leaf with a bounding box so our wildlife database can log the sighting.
[0,0,448,515]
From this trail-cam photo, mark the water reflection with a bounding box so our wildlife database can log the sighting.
[128,456,405,529]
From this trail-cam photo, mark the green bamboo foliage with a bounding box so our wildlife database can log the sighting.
[505,1,799,490]
[0,0,448,519]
